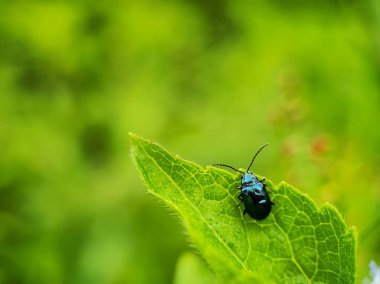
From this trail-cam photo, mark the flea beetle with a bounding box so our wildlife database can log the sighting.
[213,144,274,220]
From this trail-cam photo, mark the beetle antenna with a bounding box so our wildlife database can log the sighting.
[246,144,269,172]
[212,164,245,174]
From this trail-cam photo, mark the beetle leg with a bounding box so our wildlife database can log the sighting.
[262,182,271,194]
[260,177,266,183]
[236,194,243,207]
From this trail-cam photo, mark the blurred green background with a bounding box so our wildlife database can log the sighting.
[1,0,380,283]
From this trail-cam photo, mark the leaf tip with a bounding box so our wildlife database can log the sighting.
[129,132,146,163]
[128,132,140,142]
[320,202,344,219]
[129,132,151,151]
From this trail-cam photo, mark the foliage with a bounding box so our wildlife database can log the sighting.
[1,0,379,283]
[131,133,356,283]
[174,252,218,284]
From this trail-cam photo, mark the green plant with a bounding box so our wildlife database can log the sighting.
[130,133,356,283]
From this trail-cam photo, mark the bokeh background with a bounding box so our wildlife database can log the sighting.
[1,0,380,283]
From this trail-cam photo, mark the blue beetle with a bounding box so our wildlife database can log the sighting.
[213,144,274,220]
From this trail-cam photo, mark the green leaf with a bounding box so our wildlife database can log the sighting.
[173,251,218,284]
[130,133,357,283]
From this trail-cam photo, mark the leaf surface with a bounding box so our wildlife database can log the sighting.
[130,133,356,283]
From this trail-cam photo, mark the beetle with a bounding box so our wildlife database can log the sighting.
[213,144,274,220]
